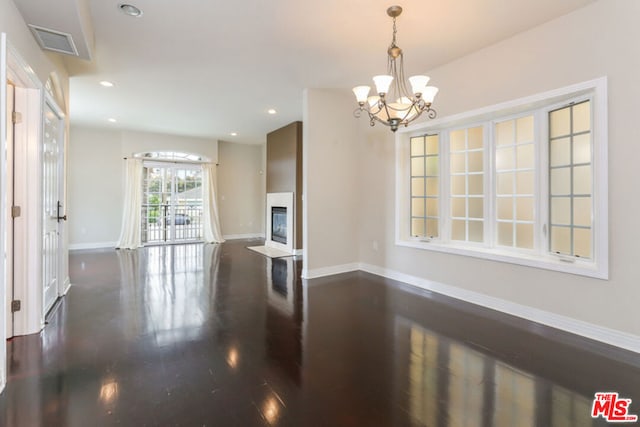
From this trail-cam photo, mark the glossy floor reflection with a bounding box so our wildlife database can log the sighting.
[1,239,639,426]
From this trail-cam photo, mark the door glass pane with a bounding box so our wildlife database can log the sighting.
[411,137,425,156]
[573,165,592,194]
[425,135,439,155]
[412,218,426,237]
[496,121,513,146]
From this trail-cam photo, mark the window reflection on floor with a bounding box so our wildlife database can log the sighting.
[116,244,221,346]
[396,318,597,427]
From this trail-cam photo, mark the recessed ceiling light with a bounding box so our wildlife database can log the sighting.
[267,109,277,115]
[118,3,142,17]
[100,80,114,87]
[108,118,117,123]
[230,132,238,136]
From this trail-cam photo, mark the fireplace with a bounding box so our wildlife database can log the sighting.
[271,207,287,244]
[266,192,294,254]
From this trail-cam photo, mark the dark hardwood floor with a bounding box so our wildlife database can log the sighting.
[0,239,638,426]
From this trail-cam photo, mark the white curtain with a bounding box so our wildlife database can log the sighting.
[116,158,144,249]
[202,163,225,243]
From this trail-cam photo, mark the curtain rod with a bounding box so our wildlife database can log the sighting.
[123,157,219,166]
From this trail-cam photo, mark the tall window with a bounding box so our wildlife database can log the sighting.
[450,126,484,243]
[398,79,607,278]
[495,115,535,249]
[549,101,592,258]
[410,134,439,238]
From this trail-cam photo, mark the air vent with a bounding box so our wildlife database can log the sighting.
[28,25,78,56]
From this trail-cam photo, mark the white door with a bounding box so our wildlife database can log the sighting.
[42,98,63,314]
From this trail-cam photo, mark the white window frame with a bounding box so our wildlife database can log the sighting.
[396,77,608,279]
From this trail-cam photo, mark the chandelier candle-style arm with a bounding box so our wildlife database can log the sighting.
[352,5,438,132]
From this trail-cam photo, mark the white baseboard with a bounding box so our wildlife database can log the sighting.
[69,241,117,251]
[223,233,265,240]
[302,262,359,279]
[359,262,640,354]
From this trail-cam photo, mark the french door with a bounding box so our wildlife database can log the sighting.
[142,164,203,244]
[42,96,64,314]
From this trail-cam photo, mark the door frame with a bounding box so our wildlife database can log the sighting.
[5,37,45,339]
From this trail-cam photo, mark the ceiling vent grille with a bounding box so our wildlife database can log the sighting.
[28,25,79,56]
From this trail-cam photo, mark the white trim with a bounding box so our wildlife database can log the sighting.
[358,262,640,354]
[301,262,359,280]
[69,241,117,251]
[396,77,608,279]
[0,32,7,395]
[222,233,265,240]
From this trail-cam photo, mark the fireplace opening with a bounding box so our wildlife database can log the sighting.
[271,206,287,244]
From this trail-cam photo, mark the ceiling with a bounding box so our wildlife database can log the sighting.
[21,0,596,144]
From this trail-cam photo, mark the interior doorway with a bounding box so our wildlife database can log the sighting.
[142,163,203,245]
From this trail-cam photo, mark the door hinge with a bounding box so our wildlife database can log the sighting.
[11,300,21,313]
[11,206,21,218]
[12,111,22,124]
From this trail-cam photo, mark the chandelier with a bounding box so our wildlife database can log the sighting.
[353,5,438,132]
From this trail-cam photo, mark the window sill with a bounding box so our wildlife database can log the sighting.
[396,238,608,280]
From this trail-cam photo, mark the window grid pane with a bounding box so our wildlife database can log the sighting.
[411,135,439,238]
[494,116,535,250]
[450,127,484,242]
[549,101,592,258]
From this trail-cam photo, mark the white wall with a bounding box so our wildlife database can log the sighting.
[68,126,266,247]
[353,0,640,341]
[68,127,123,247]
[302,89,361,275]
[217,140,265,239]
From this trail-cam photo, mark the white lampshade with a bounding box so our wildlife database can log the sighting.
[422,86,439,103]
[352,86,371,103]
[409,75,430,95]
[373,75,394,95]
